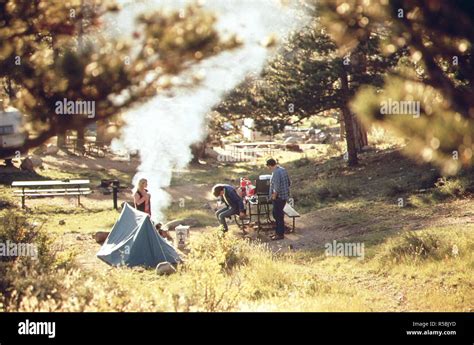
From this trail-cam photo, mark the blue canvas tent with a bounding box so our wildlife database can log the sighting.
[97,203,180,267]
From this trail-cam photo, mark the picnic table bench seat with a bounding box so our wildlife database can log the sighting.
[283,203,300,233]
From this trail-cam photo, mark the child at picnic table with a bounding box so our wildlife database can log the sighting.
[133,178,151,216]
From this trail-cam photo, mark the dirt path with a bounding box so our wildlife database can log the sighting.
[164,183,214,203]
[261,198,474,253]
[253,207,391,252]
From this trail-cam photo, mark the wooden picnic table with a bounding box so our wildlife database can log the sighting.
[229,141,278,145]
[227,142,279,160]
[228,141,279,149]
[12,179,91,208]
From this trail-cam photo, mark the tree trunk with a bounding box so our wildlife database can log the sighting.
[339,110,345,139]
[76,127,85,154]
[353,115,368,152]
[96,120,108,144]
[353,44,369,152]
[340,67,358,166]
[57,133,66,148]
[191,141,207,163]
[341,105,358,166]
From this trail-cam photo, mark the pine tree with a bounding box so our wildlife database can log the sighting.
[216,18,401,165]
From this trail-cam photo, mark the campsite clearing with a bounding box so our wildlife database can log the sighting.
[1,142,473,312]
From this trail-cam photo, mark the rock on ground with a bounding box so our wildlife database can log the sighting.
[20,155,43,171]
[94,231,110,244]
[156,262,177,275]
[45,144,59,155]
[285,144,302,152]
[163,218,199,231]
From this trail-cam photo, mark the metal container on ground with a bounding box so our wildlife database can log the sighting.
[175,225,190,249]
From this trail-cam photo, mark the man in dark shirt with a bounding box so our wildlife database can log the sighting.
[212,184,246,232]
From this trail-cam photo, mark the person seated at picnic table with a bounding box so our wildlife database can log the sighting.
[133,178,151,216]
[212,184,246,233]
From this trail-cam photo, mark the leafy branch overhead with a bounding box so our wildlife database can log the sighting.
[0,0,240,158]
[320,0,474,174]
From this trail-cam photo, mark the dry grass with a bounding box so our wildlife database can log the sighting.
[2,215,473,312]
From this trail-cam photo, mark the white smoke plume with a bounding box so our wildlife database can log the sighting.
[109,0,306,222]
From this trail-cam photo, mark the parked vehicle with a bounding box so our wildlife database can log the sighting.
[0,107,26,163]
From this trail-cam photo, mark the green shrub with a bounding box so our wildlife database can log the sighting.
[418,170,441,189]
[378,231,452,264]
[176,256,240,311]
[326,145,343,157]
[407,194,433,207]
[0,210,76,310]
[293,157,312,168]
[385,182,407,197]
[172,232,250,311]
[315,186,331,200]
[294,178,360,208]
[0,211,57,267]
[187,231,250,271]
[432,177,467,200]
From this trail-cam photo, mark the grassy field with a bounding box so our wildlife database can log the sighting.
[1,134,474,311]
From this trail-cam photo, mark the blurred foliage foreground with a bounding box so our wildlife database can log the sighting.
[0,0,240,157]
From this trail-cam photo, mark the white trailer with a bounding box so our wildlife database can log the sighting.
[0,108,26,161]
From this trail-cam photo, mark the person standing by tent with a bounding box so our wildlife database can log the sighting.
[267,158,291,241]
[133,178,151,216]
[212,184,246,233]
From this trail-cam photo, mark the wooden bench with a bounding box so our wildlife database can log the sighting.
[233,203,300,234]
[12,179,91,208]
[283,203,300,233]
